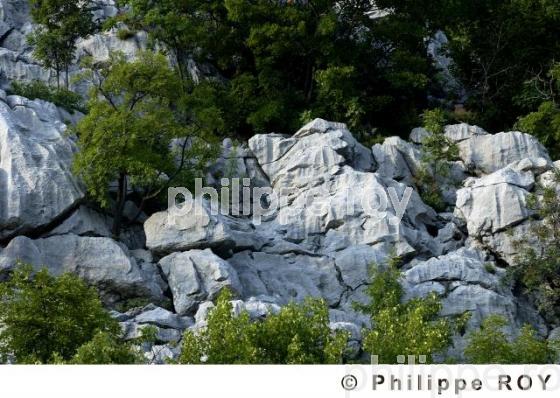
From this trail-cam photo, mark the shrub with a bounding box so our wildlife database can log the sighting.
[179,289,348,364]
[10,80,85,113]
[464,315,559,364]
[0,264,119,363]
[356,255,455,364]
[70,331,144,364]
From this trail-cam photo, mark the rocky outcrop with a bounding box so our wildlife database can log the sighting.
[0,95,84,240]
[0,234,167,303]
[159,249,242,315]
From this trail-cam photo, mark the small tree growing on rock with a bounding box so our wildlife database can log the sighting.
[28,0,98,88]
[464,315,559,364]
[356,255,457,363]
[73,51,216,238]
[415,108,459,212]
[179,289,348,364]
[0,264,118,363]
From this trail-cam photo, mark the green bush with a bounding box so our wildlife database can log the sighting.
[515,63,560,159]
[70,331,145,364]
[464,315,559,364]
[0,264,119,363]
[10,80,85,113]
[179,289,348,364]
[356,255,456,364]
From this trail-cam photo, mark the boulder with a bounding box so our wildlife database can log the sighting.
[454,163,536,237]
[0,234,166,303]
[145,199,265,255]
[159,248,242,315]
[372,136,422,184]
[132,304,192,330]
[0,97,84,239]
[403,248,547,356]
[248,118,374,190]
[454,128,550,174]
[229,250,344,307]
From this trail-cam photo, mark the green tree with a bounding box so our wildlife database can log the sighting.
[434,0,560,132]
[73,51,216,238]
[28,0,97,88]
[515,63,560,159]
[0,264,119,363]
[509,167,560,324]
[356,256,455,363]
[464,315,559,364]
[179,289,348,364]
[416,108,459,211]
[121,0,433,139]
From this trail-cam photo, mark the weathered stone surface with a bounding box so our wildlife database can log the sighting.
[132,304,192,330]
[372,136,422,184]
[248,118,374,190]
[0,96,84,239]
[403,248,547,342]
[454,163,536,237]
[0,234,166,303]
[145,199,265,255]
[229,250,344,307]
[455,129,550,175]
[45,206,111,238]
[159,248,242,315]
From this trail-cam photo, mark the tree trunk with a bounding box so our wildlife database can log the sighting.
[112,172,127,239]
[65,64,69,90]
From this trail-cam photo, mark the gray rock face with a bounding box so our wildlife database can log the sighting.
[403,248,547,357]
[229,250,344,307]
[159,249,242,315]
[372,136,422,184]
[0,96,84,239]
[0,234,166,303]
[454,163,536,237]
[132,305,191,330]
[145,199,265,255]
[453,128,550,175]
[248,118,374,190]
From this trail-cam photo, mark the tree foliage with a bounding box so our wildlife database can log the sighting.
[515,63,560,159]
[121,0,434,139]
[73,51,217,237]
[510,168,560,324]
[28,0,98,88]
[9,80,85,113]
[464,315,559,364]
[179,289,348,364]
[434,0,560,133]
[0,264,119,363]
[415,108,459,211]
[356,255,456,364]
[70,331,145,364]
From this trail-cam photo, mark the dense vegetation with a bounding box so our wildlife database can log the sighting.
[511,168,560,325]
[0,262,556,364]
[465,315,558,364]
[179,289,348,364]
[0,264,142,364]
[355,255,457,363]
